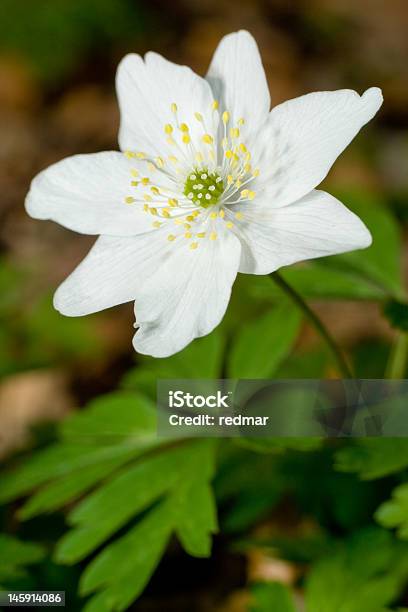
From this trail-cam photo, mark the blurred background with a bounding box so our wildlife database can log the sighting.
[1,1,408,610]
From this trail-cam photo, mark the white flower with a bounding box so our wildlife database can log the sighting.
[25,31,383,358]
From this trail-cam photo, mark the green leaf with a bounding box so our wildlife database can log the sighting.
[18,456,135,521]
[80,500,173,611]
[249,582,296,612]
[174,480,218,557]
[376,484,408,539]
[324,190,403,298]
[0,392,159,504]
[76,439,217,610]
[305,527,408,612]
[335,439,408,479]
[60,391,157,441]
[0,535,45,583]
[1,384,218,610]
[228,305,301,378]
[55,442,210,564]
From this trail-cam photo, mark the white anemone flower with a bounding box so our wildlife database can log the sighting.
[26,31,383,358]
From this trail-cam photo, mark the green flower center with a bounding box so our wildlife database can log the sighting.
[183,168,225,208]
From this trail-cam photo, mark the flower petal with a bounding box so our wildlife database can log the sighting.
[54,231,174,316]
[133,229,241,357]
[236,190,372,275]
[117,52,216,156]
[25,152,157,236]
[206,30,270,133]
[251,88,383,207]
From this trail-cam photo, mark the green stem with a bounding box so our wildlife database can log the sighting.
[385,333,408,379]
[270,271,354,379]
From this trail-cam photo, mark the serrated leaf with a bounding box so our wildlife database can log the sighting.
[0,392,159,504]
[55,442,207,564]
[0,444,141,504]
[228,305,301,378]
[376,484,408,540]
[335,439,408,479]
[81,499,173,611]
[77,440,217,610]
[249,581,296,612]
[18,455,133,520]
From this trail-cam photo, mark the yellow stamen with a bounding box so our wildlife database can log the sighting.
[185,232,192,239]
[194,112,203,122]
[202,134,213,145]
[226,221,234,229]
[182,134,191,144]
[171,103,178,113]
[152,221,161,228]
[124,196,135,204]
[212,100,219,110]
[235,212,243,220]
[180,123,189,132]
[197,232,206,238]
[190,242,198,250]
[168,234,176,241]
[222,111,230,124]
[210,232,217,240]
[219,210,225,218]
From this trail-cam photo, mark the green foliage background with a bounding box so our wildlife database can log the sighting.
[1,1,408,610]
